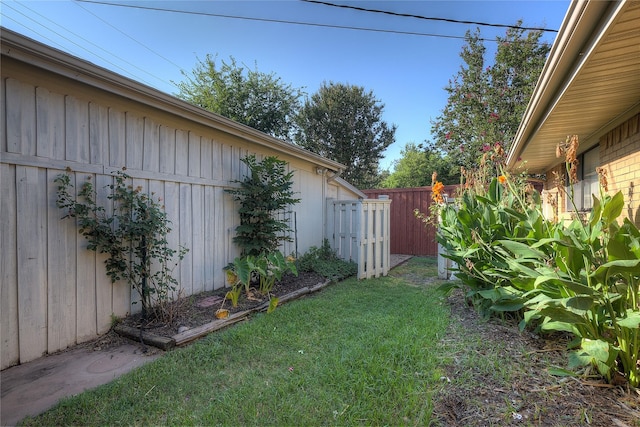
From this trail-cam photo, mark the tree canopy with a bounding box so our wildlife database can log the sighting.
[294,82,396,189]
[175,55,304,140]
[381,143,459,188]
[429,23,550,169]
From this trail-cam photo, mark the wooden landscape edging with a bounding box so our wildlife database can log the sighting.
[114,279,333,350]
[113,324,177,351]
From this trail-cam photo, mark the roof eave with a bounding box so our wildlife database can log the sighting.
[0,27,346,173]
[506,0,623,170]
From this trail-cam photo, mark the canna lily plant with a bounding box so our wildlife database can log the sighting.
[433,135,640,387]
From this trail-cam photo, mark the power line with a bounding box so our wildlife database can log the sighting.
[0,13,70,52]
[301,0,559,33]
[73,0,183,73]
[3,1,160,87]
[74,0,506,42]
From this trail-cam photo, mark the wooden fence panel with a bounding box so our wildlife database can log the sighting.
[16,166,48,363]
[327,199,391,279]
[0,63,347,368]
[46,169,77,353]
[1,163,19,368]
[362,186,457,256]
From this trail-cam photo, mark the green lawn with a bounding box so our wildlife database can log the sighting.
[22,257,451,426]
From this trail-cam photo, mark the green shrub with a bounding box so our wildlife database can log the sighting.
[226,155,300,256]
[55,169,188,321]
[298,239,358,281]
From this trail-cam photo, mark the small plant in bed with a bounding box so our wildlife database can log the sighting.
[297,239,358,282]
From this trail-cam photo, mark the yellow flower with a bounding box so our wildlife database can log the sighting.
[498,175,507,185]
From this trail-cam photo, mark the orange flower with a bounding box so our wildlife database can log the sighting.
[432,181,445,204]
[498,175,507,185]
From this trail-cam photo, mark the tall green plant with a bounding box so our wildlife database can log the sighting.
[226,155,300,256]
[55,170,188,321]
[433,145,640,386]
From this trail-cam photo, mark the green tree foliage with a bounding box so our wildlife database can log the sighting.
[381,143,460,188]
[226,155,300,256]
[430,23,550,169]
[175,55,304,139]
[294,82,396,189]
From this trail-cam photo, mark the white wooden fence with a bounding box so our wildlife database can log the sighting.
[0,29,375,369]
[326,198,391,279]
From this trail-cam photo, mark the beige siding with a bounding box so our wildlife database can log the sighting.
[1,62,345,368]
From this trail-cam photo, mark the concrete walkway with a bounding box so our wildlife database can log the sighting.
[1,254,414,426]
[1,342,161,426]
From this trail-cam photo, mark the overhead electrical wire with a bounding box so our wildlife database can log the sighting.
[75,0,523,42]
[3,1,165,88]
[3,0,557,95]
[301,0,559,33]
[73,0,183,73]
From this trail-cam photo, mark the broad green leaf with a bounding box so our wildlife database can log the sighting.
[507,259,542,278]
[491,301,524,312]
[617,310,640,329]
[601,191,624,226]
[503,207,527,221]
[531,237,573,248]
[607,234,636,260]
[498,240,546,259]
[457,209,474,227]
[540,320,580,335]
[589,194,602,227]
[581,339,616,364]
[533,276,595,295]
[537,306,588,325]
[267,297,279,313]
[589,220,602,244]
[593,259,640,283]
[565,296,594,312]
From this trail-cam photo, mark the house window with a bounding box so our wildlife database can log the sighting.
[566,146,599,211]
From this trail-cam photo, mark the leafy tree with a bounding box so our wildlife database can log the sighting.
[175,55,304,139]
[430,23,550,169]
[294,82,396,189]
[226,155,300,256]
[381,143,460,188]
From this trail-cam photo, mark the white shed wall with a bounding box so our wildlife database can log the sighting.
[0,40,350,368]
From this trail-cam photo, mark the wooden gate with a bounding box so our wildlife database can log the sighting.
[362,186,458,256]
[326,198,391,279]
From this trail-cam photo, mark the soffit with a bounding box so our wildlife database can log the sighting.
[510,1,640,173]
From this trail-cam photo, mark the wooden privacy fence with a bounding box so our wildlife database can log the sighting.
[326,198,391,279]
[362,186,458,256]
[0,31,357,369]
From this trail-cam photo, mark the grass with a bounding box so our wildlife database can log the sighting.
[21,257,451,426]
[21,257,634,426]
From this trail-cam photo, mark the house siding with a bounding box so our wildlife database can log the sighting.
[542,113,640,227]
[600,113,640,225]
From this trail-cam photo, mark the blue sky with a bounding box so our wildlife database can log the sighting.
[1,0,569,170]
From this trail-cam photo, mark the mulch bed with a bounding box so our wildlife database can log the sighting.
[432,288,640,426]
[118,271,326,340]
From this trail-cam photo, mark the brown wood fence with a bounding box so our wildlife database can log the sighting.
[362,186,458,256]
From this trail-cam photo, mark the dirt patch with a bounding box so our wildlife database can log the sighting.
[118,271,326,339]
[432,288,640,426]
